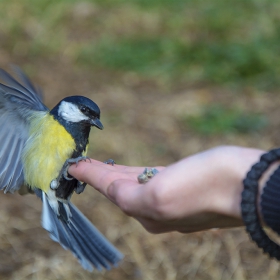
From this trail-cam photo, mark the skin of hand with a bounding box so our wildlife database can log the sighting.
[68,146,265,234]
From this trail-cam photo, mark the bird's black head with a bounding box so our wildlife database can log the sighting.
[50,95,103,130]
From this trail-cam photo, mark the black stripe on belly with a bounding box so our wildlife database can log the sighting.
[55,177,78,200]
[54,146,88,201]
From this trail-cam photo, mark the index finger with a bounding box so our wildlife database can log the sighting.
[71,158,163,173]
[68,160,140,196]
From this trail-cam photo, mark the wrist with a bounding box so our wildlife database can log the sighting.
[210,146,264,223]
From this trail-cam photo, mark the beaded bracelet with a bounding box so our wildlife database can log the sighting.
[241,148,280,260]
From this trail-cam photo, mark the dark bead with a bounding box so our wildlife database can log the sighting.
[243,178,258,189]
[261,151,279,163]
[271,148,280,158]
[242,193,255,203]
[247,169,262,180]
[252,161,269,172]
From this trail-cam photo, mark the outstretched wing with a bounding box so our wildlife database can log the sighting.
[0,67,48,193]
[37,190,123,271]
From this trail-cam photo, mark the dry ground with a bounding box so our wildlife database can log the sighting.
[0,57,280,280]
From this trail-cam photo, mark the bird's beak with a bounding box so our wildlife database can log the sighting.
[90,118,104,130]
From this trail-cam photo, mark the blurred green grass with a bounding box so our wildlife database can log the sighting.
[182,105,267,135]
[1,0,280,89]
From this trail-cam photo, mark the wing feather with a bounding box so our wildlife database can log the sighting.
[2,139,25,193]
[6,141,25,193]
[0,67,48,193]
[12,66,45,101]
[0,138,19,186]
[0,68,47,111]
[0,125,16,176]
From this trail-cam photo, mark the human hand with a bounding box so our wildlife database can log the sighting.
[68,146,264,234]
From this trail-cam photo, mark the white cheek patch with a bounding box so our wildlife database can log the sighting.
[58,101,89,123]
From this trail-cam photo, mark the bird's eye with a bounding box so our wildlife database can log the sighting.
[81,106,87,113]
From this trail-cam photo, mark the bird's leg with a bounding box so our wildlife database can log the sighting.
[75,181,87,194]
[50,156,90,189]
[62,156,91,180]
[57,156,90,195]
[73,158,114,194]
[138,168,159,184]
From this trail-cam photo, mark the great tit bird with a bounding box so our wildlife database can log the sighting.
[0,67,123,271]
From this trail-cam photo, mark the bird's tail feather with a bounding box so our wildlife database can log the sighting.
[35,189,123,271]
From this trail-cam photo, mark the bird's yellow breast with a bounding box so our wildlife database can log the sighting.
[22,112,76,193]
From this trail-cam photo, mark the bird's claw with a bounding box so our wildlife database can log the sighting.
[61,156,90,181]
[138,168,159,184]
[104,159,116,166]
[75,181,87,194]
[66,156,91,167]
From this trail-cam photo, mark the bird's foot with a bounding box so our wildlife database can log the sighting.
[75,181,87,194]
[62,156,91,181]
[73,158,113,194]
[138,168,159,184]
[104,159,116,166]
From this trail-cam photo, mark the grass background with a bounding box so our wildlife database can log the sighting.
[1,0,280,279]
